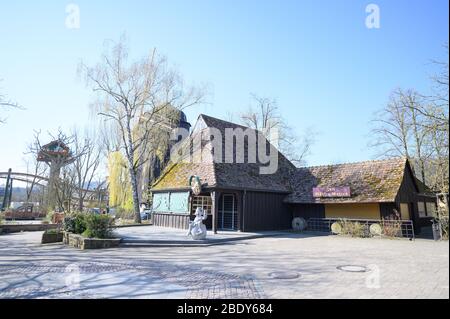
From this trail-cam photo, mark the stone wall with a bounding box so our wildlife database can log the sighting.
[62,232,121,250]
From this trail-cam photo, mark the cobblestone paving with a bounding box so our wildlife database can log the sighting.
[0,230,448,299]
[0,260,263,299]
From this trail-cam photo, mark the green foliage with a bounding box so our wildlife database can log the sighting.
[63,213,87,234]
[64,213,114,238]
[108,152,133,212]
[82,214,114,239]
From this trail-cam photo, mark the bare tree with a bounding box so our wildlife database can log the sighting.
[72,128,102,212]
[91,178,108,209]
[240,94,315,166]
[27,129,90,212]
[80,38,206,223]
[425,46,449,198]
[370,88,413,159]
[23,155,48,203]
[370,88,434,184]
[54,165,77,213]
[0,79,23,124]
[370,44,449,205]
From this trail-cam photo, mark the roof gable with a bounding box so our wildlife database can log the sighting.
[152,114,296,192]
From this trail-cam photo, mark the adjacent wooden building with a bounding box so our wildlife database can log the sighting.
[285,158,437,233]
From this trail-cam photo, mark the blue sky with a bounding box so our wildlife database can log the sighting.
[0,0,448,174]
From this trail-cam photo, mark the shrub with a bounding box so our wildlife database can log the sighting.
[63,213,87,234]
[82,214,114,239]
[435,214,449,240]
[381,218,403,238]
[334,219,369,238]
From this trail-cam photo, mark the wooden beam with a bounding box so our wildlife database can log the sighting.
[211,191,220,234]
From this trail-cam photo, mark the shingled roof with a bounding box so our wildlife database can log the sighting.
[152,114,296,192]
[284,157,411,204]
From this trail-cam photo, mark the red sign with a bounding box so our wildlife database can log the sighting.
[313,187,351,198]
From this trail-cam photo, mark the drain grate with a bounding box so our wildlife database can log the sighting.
[268,271,301,280]
[336,265,368,273]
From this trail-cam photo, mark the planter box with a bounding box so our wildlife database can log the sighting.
[41,232,63,244]
[63,232,121,250]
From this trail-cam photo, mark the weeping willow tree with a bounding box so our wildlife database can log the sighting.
[106,106,188,215]
[108,151,133,212]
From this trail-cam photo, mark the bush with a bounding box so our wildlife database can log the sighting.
[435,215,449,240]
[82,214,114,239]
[381,218,403,238]
[334,219,368,238]
[63,213,87,234]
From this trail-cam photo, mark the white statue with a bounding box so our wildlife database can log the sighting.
[187,207,208,240]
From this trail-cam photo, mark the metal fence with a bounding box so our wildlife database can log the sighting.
[307,218,415,239]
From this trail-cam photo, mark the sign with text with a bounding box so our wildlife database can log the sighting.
[313,187,351,198]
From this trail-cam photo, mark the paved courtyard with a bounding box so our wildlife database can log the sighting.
[0,228,448,299]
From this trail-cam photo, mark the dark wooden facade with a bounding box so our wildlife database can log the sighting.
[152,188,293,232]
[292,203,325,219]
[242,191,292,231]
[152,212,190,229]
[392,165,436,232]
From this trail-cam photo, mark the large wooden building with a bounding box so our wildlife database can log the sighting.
[151,114,437,235]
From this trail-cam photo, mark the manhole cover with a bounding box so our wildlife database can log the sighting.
[336,265,368,273]
[268,271,301,280]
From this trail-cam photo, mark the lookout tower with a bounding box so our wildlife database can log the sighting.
[37,140,75,209]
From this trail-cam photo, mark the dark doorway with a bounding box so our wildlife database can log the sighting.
[219,194,238,230]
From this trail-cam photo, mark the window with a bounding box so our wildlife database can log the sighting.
[153,192,189,214]
[426,202,437,218]
[169,192,190,213]
[418,202,426,218]
[153,193,169,212]
[400,203,410,220]
[191,196,212,215]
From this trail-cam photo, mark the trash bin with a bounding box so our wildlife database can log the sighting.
[432,220,441,241]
